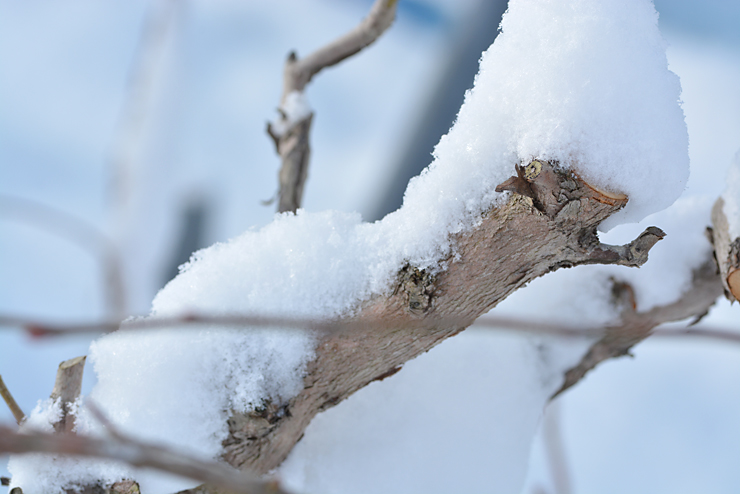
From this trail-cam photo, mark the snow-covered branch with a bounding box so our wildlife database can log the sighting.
[3,311,738,344]
[218,160,670,474]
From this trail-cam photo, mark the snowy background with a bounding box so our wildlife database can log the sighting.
[1,0,739,493]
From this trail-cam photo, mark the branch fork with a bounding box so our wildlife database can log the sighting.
[267,0,398,213]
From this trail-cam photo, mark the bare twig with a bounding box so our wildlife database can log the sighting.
[281,0,398,97]
[552,255,725,399]
[0,195,126,319]
[0,375,25,425]
[711,198,740,301]
[50,357,87,434]
[268,0,398,213]
[0,310,737,345]
[0,423,284,494]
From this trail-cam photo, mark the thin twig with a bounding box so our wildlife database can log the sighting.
[269,0,398,213]
[0,311,737,345]
[282,0,398,96]
[0,375,25,425]
[552,257,725,398]
[0,423,285,494]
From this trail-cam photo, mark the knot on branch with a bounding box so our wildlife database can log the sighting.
[496,159,664,270]
[395,266,436,315]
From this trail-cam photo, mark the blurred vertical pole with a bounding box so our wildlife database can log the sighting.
[109,0,180,218]
[107,0,183,314]
[368,0,509,221]
[542,401,573,494]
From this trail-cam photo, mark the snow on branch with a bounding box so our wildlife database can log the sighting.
[267,0,398,213]
[8,1,706,492]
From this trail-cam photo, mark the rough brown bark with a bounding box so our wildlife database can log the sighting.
[711,197,740,302]
[217,160,667,475]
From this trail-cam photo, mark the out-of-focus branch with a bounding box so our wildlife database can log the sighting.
[50,356,86,434]
[552,255,724,399]
[1,312,738,345]
[0,195,126,319]
[541,401,572,494]
[281,0,398,97]
[267,0,398,213]
[0,423,285,494]
[109,0,180,213]
[711,198,740,302]
[0,375,25,425]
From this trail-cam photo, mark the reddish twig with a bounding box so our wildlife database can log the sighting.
[0,311,737,345]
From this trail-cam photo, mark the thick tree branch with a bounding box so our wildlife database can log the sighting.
[267,0,398,213]
[552,254,724,399]
[217,160,669,475]
[711,198,740,302]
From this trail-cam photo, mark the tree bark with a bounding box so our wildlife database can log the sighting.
[218,160,667,475]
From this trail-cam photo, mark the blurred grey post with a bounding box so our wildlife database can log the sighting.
[369,0,509,221]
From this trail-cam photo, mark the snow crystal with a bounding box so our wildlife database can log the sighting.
[722,150,740,239]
